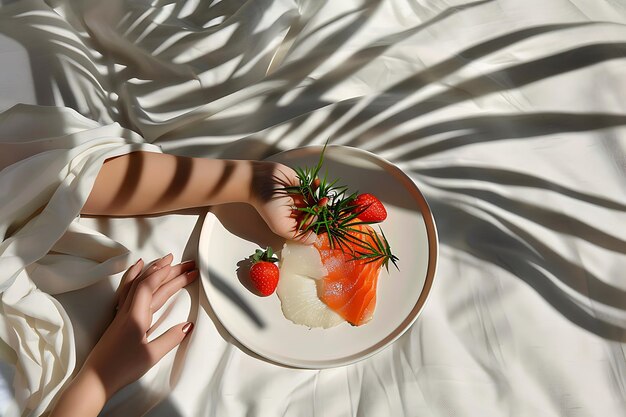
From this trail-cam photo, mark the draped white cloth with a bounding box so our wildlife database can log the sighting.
[0,104,161,415]
[1,0,625,416]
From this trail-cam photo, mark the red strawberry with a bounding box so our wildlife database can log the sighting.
[249,247,280,296]
[353,193,387,223]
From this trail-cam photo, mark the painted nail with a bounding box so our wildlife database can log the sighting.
[182,322,194,334]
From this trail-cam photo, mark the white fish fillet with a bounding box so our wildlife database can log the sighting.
[277,242,345,329]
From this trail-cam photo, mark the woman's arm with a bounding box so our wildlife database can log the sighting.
[83,151,260,215]
[82,151,316,244]
[47,366,107,417]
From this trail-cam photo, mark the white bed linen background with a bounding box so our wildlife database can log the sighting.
[0,0,625,416]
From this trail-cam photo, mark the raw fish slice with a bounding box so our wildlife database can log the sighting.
[315,225,383,326]
[277,226,384,328]
[279,242,326,280]
[277,243,344,328]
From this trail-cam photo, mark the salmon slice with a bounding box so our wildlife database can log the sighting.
[314,224,383,326]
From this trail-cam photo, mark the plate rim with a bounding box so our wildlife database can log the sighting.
[199,144,438,369]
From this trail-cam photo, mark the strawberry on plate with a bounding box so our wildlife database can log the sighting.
[250,247,280,296]
[353,193,387,223]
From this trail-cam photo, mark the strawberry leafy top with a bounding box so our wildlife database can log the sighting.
[252,247,279,264]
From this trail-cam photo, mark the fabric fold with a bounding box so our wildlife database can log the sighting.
[0,104,160,416]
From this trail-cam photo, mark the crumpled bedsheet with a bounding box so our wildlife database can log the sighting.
[0,0,625,416]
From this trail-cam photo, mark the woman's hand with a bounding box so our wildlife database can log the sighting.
[50,254,197,416]
[249,161,317,245]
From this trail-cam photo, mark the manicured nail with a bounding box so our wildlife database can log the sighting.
[182,322,194,334]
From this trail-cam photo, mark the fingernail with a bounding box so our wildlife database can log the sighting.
[182,322,194,334]
[181,259,195,266]
[186,269,198,278]
[136,258,143,266]
[161,253,172,261]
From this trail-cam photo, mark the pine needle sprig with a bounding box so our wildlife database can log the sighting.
[279,144,328,203]
[349,227,399,272]
[278,143,399,270]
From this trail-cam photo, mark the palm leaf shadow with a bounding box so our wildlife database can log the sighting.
[416,164,626,212]
[429,198,626,342]
[155,0,494,141]
[292,21,600,148]
[385,112,626,160]
[351,41,626,151]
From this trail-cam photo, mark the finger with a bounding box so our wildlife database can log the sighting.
[148,253,174,271]
[296,211,317,232]
[130,264,172,315]
[117,258,143,292]
[294,210,319,244]
[150,269,198,312]
[277,164,299,184]
[116,258,144,309]
[122,277,142,313]
[147,322,194,366]
[130,253,174,290]
[122,265,171,311]
[136,253,174,284]
[291,194,307,208]
[160,260,195,288]
[143,263,173,291]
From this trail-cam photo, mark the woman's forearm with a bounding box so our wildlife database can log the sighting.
[81,150,314,243]
[82,151,266,216]
[49,366,107,417]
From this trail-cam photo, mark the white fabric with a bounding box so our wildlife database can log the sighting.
[1,0,626,416]
[0,104,162,415]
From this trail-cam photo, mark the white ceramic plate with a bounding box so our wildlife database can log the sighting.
[198,145,438,368]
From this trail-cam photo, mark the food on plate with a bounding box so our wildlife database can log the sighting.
[315,224,391,326]
[276,243,344,328]
[249,247,280,296]
[275,146,398,328]
[353,193,387,222]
